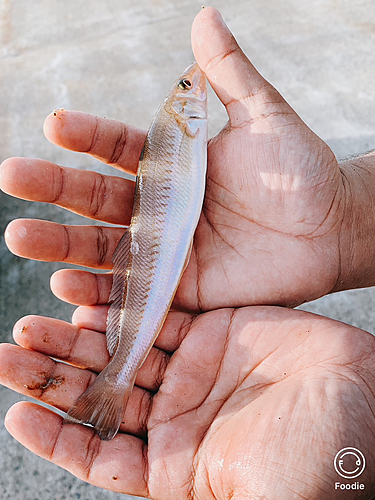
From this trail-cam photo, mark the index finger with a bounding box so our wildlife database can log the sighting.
[43,109,146,176]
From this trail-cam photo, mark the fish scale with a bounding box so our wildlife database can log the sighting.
[65,62,208,440]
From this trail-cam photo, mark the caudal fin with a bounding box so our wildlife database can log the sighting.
[64,373,133,441]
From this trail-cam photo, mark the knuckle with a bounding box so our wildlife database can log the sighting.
[89,173,107,218]
[51,165,65,203]
[154,350,169,389]
[86,116,100,153]
[140,390,152,433]
[96,227,109,266]
[206,47,239,74]
[108,125,128,165]
[84,432,102,481]
[61,225,71,262]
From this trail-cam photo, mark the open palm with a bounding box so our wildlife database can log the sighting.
[1,305,375,498]
[2,7,345,313]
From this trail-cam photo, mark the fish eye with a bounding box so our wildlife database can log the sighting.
[177,78,192,90]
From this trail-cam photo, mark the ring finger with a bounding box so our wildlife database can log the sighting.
[4,219,125,268]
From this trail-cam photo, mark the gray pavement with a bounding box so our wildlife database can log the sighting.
[1,0,375,498]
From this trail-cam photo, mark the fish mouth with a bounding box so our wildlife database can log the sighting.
[180,61,204,79]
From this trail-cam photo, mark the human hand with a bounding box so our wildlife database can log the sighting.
[1,9,375,499]
[1,7,358,313]
[1,305,374,498]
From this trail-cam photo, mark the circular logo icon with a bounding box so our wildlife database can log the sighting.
[334,447,365,479]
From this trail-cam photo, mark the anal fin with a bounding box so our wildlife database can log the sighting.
[106,229,131,356]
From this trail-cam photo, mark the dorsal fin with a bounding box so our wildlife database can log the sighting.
[106,229,131,356]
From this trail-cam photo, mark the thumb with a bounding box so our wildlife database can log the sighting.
[191,7,295,126]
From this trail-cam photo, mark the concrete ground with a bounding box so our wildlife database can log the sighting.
[1,0,375,498]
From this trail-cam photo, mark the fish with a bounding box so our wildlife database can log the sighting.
[64,62,208,440]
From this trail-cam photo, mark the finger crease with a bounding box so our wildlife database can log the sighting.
[225,85,271,107]
[49,419,64,461]
[205,47,239,74]
[66,326,82,361]
[96,226,108,266]
[86,115,100,153]
[62,225,71,261]
[89,174,107,218]
[154,351,169,389]
[109,126,128,165]
[178,313,197,347]
[140,390,153,435]
[141,441,150,496]
[51,165,65,203]
[84,432,102,481]
[193,237,204,313]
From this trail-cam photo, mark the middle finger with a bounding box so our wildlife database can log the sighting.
[0,157,135,225]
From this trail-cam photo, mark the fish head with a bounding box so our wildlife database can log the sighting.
[165,62,208,138]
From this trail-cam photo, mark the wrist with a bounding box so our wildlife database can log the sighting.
[333,150,375,292]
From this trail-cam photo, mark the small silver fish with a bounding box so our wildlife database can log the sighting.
[65,62,208,440]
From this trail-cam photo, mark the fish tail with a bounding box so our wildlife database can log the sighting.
[64,371,133,441]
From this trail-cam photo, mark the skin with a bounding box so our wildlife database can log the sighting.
[1,6,375,499]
